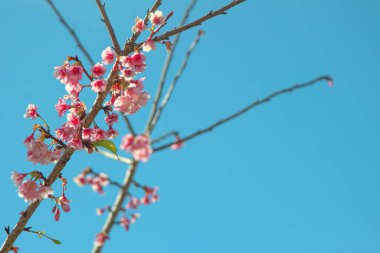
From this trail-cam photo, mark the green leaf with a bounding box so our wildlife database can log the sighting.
[51,239,62,245]
[93,140,118,155]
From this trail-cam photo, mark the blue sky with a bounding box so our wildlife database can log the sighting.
[1,0,379,252]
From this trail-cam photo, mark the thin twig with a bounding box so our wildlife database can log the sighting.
[95,0,121,53]
[151,131,178,145]
[151,30,203,130]
[122,0,162,55]
[153,76,333,152]
[45,0,95,66]
[137,0,246,49]
[121,114,136,136]
[145,0,198,133]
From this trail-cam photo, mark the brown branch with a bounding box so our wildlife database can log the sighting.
[91,161,139,253]
[122,0,162,55]
[151,30,203,130]
[145,0,198,133]
[121,113,136,136]
[95,0,121,53]
[153,76,333,152]
[151,131,179,145]
[45,0,95,66]
[137,0,246,49]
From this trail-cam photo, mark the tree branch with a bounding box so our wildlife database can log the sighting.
[91,161,139,253]
[137,0,245,49]
[95,149,132,164]
[150,30,203,130]
[153,76,333,152]
[151,131,179,145]
[145,0,198,133]
[95,0,121,53]
[45,0,95,66]
[121,114,136,136]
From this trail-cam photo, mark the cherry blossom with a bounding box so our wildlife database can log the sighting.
[91,63,106,78]
[140,187,159,205]
[120,134,152,162]
[55,98,70,117]
[23,104,38,119]
[17,180,54,203]
[94,233,109,247]
[105,113,118,126]
[91,79,106,93]
[142,39,156,52]
[11,172,27,187]
[126,197,139,210]
[171,136,184,150]
[148,10,165,26]
[101,47,115,65]
[25,138,60,165]
[107,126,119,139]
[122,52,146,73]
[132,17,146,33]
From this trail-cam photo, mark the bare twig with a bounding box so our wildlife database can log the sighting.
[95,0,121,53]
[91,161,139,253]
[151,131,179,145]
[145,0,198,133]
[151,30,203,130]
[121,114,136,136]
[137,0,246,49]
[153,76,333,152]
[45,0,95,66]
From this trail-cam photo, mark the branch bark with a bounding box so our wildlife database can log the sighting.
[95,0,121,53]
[153,76,333,152]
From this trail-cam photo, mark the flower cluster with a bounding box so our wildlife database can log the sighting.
[11,171,53,203]
[74,169,110,195]
[120,134,152,162]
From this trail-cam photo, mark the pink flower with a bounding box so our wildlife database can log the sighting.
[126,197,139,210]
[55,124,76,142]
[328,80,334,87]
[107,126,118,139]
[121,69,135,80]
[66,113,81,128]
[105,113,118,126]
[120,134,134,151]
[82,128,93,140]
[73,173,86,187]
[55,98,70,117]
[149,10,165,26]
[132,17,146,33]
[171,136,184,150]
[24,104,38,119]
[96,208,105,216]
[54,65,68,84]
[25,139,59,165]
[91,63,106,78]
[68,135,83,150]
[54,206,60,221]
[130,213,140,224]
[119,216,130,231]
[67,65,83,84]
[59,193,71,212]
[120,134,152,162]
[94,233,109,247]
[123,52,146,73]
[91,79,106,93]
[142,39,156,52]
[140,187,159,205]
[132,135,152,162]
[101,47,115,65]
[11,171,27,186]
[17,180,54,202]
[65,82,82,96]
[92,127,107,141]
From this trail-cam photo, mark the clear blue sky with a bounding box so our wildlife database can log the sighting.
[1,0,379,252]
